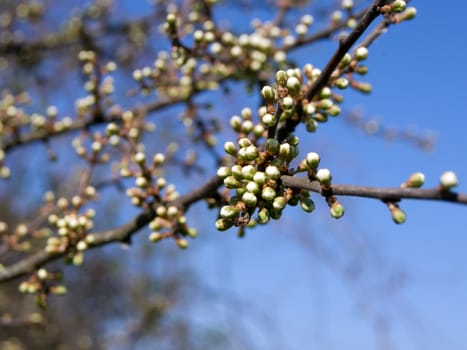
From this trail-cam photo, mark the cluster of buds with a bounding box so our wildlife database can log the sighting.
[148,204,198,249]
[45,190,97,266]
[18,268,67,309]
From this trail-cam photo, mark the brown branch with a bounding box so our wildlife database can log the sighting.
[281,175,467,204]
[277,0,388,141]
[0,176,222,284]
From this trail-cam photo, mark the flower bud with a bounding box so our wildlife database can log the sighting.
[402,172,425,188]
[400,7,416,21]
[355,46,368,61]
[300,197,315,213]
[275,70,287,86]
[261,186,277,201]
[440,171,458,190]
[391,207,406,224]
[282,96,294,110]
[306,152,320,169]
[224,141,237,155]
[224,176,242,189]
[253,171,267,186]
[316,168,332,186]
[246,181,260,194]
[266,138,280,154]
[273,196,287,210]
[334,78,349,89]
[244,145,259,161]
[265,165,281,180]
[261,85,275,102]
[149,232,163,242]
[330,202,344,219]
[286,76,301,95]
[391,0,406,12]
[242,192,258,207]
[216,218,233,231]
[176,238,189,249]
[241,165,256,180]
[217,166,231,178]
[262,113,276,127]
[230,115,242,131]
[257,208,270,224]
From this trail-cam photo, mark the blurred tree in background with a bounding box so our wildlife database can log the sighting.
[0,0,465,349]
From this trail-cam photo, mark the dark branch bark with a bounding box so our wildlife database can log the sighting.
[0,176,222,283]
[281,175,467,204]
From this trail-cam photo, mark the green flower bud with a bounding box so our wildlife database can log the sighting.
[224,176,242,189]
[220,205,240,219]
[391,0,406,12]
[355,46,368,61]
[253,171,267,186]
[244,145,259,161]
[440,171,458,190]
[275,70,288,86]
[306,119,318,132]
[230,115,242,131]
[402,172,425,188]
[149,232,163,242]
[353,81,372,93]
[242,192,258,207]
[286,76,301,95]
[273,196,287,210]
[50,285,68,295]
[319,87,332,98]
[306,152,320,169]
[279,143,292,160]
[262,113,276,127]
[330,202,344,219]
[231,165,243,179]
[317,99,333,110]
[265,165,281,180]
[238,138,252,148]
[266,138,280,154]
[400,7,416,21]
[253,124,265,138]
[176,238,189,249]
[339,53,352,68]
[304,103,316,115]
[316,168,332,186]
[217,166,231,178]
[241,120,254,133]
[269,208,283,220]
[282,96,294,110]
[261,186,277,201]
[242,165,256,180]
[300,197,315,213]
[257,208,270,224]
[335,78,349,89]
[391,207,406,224]
[216,218,234,231]
[246,181,260,194]
[261,85,276,101]
[224,141,237,155]
[327,105,341,116]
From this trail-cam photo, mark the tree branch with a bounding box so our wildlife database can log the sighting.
[281,175,467,204]
[0,176,222,283]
